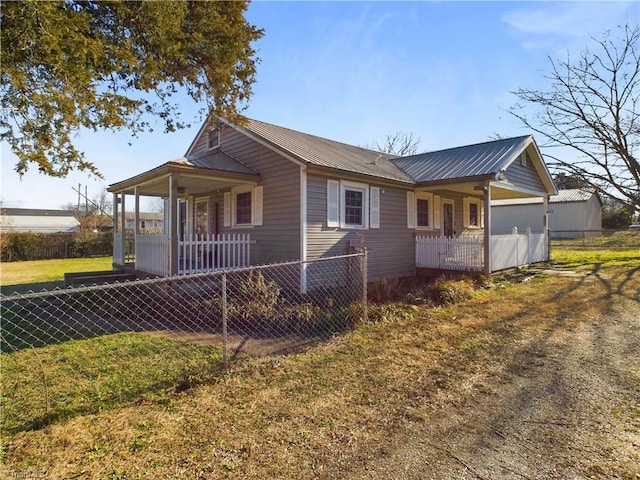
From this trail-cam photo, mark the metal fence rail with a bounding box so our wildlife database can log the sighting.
[1,253,367,435]
[1,252,367,356]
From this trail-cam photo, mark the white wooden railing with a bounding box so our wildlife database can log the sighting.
[416,235,484,271]
[416,228,548,273]
[179,233,252,275]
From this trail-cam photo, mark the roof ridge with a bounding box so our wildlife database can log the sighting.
[400,134,532,159]
[246,118,398,158]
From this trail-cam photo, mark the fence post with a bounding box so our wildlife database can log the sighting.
[513,226,519,270]
[222,272,228,367]
[526,227,532,266]
[362,249,368,323]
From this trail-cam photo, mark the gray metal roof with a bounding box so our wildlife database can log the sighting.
[549,188,597,203]
[178,150,256,175]
[241,119,413,183]
[391,136,533,184]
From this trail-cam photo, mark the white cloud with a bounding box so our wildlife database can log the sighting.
[502,1,636,40]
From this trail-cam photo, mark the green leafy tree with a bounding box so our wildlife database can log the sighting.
[1,1,263,177]
[510,24,640,211]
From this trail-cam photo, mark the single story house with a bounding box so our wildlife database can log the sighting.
[492,188,602,239]
[108,117,557,285]
[0,208,80,233]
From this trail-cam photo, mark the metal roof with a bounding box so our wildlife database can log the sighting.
[241,119,413,183]
[391,136,533,184]
[492,188,598,206]
[549,188,597,203]
[179,150,256,175]
[0,208,77,217]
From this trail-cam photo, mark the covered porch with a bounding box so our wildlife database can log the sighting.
[109,154,260,277]
[414,177,550,274]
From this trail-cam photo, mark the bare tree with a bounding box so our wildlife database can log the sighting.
[510,24,640,211]
[366,132,422,156]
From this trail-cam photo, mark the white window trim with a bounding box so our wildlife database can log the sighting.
[463,197,483,228]
[208,128,220,150]
[340,180,369,229]
[520,151,527,167]
[226,185,263,228]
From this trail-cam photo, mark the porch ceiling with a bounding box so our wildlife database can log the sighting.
[417,180,546,200]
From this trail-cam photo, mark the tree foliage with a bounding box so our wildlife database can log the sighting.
[510,24,640,211]
[1,1,263,178]
[367,132,422,156]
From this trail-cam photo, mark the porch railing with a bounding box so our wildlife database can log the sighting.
[416,228,548,273]
[416,235,484,271]
[490,228,547,271]
[136,235,170,276]
[179,233,252,275]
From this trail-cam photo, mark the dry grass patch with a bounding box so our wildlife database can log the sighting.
[2,251,639,478]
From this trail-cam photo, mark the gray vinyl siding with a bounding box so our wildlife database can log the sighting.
[306,174,415,282]
[504,151,546,193]
[191,126,301,265]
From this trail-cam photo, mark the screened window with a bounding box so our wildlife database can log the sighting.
[236,191,252,225]
[417,198,430,227]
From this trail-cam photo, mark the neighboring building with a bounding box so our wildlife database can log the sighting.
[492,188,602,239]
[124,211,164,232]
[0,208,80,233]
[108,117,557,281]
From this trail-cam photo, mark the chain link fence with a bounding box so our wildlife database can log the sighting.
[1,252,367,435]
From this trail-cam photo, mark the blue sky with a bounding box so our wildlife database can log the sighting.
[1,1,638,209]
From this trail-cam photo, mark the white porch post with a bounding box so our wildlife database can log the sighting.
[483,183,492,275]
[112,192,120,266]
[120,193,126,266]
[134,187,140,267]
[543,195,550,261]
[168,174,179,276]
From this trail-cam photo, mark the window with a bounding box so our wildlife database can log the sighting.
[326,180,378,229]
[463,197,483,228]
[344,189,363,226]
[469,202,479,227]
[416,198,429,227]
[224,185,263,228]
[407,192,435,229]
[208,128,220,149]
[520,151,527,167]
[236,191,252,225]
[195,198,209,235]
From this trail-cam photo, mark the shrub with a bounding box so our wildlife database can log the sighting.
[426,275,476,305]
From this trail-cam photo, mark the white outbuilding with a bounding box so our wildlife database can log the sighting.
[492,188,602,239]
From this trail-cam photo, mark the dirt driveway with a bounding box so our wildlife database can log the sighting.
[360,276,640,479]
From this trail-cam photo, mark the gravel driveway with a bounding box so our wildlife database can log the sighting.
[361,280,640,479]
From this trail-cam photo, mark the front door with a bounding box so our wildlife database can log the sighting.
[442,200,454,237]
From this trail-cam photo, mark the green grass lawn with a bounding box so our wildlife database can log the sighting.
[1,332,224,437]
[0,256,113,286]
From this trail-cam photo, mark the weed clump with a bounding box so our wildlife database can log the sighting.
[426,275,476,305]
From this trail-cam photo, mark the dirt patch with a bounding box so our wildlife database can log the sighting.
[357,298,640,479]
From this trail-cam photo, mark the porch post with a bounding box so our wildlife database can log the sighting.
[112,192,120,266]
[543,195,550,261]
[168,174,179,276]
[134,187,140,265]
[120,193,126,266]
[483,183,492,275]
